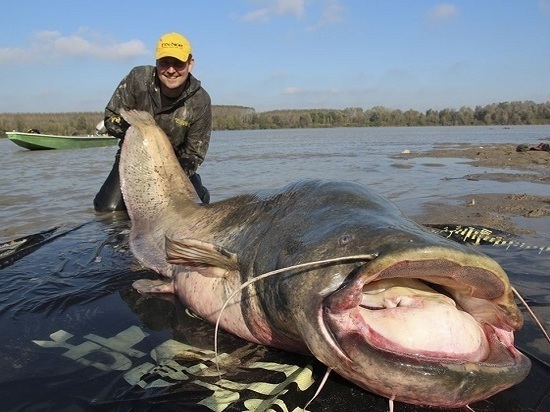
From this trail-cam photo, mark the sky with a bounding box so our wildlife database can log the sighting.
[1,0,549,113]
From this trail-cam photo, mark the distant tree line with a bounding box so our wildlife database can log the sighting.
[1,100,549,136]
[214,101,550,130]
[0,112,105,136]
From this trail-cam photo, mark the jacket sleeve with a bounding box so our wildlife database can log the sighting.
[177,93,212,170]
[103,71,137,139]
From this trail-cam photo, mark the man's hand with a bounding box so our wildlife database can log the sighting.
[105,115,130,139]
[178,154,197,175]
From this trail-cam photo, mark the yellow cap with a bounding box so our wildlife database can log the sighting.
[155,32,192,62]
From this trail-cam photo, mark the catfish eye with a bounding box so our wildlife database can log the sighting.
[339,234,352,246]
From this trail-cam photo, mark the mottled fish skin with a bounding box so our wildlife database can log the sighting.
[118,109,530,408]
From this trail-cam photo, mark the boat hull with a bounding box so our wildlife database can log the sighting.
[6,132,118,150]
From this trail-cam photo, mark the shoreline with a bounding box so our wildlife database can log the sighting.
[394,143,550,235]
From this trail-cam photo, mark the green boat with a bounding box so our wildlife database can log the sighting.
[6,131,118,150]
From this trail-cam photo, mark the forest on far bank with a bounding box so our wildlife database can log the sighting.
[1,100,549,137]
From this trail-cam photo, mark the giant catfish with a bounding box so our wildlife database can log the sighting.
[118,109,530,408]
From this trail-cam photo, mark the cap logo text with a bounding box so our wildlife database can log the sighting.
[161,42,184,48]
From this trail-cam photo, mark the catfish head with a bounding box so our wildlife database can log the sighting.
[248,181,531,408]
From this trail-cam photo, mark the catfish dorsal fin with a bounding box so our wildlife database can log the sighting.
[165,237,239,271]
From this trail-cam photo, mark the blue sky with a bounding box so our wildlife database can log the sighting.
[1,0,549,113]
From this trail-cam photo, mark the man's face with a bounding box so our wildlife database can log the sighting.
[156,57,194,91]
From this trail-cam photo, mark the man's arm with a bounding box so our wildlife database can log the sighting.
[103,70,139,138]
[176,98,212,174]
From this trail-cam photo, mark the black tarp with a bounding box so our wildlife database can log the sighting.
[1,218,548,412]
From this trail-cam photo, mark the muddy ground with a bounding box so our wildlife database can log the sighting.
[393,142,550,234]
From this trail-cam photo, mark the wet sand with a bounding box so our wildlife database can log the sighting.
[394,142,550,234]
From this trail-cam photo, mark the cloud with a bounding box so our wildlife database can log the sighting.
[283,86,341,96]
[242,0,305,22]
[0,30,148,65]
[306,0,343,31]
[241,0,342,28]
[273,0,305,16]
[242,8,271,22]
[539,0,550,13]
[427,3,459,24]
[284,86,305,95]
[270,70,288,80]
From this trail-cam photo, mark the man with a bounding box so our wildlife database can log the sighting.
[94,32,211,212]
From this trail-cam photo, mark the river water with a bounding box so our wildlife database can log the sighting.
[0,125,549,411]
[2,125,550,243]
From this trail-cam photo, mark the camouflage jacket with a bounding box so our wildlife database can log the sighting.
[104,65,211,174]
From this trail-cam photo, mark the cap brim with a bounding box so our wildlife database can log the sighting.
[156,49,190,62]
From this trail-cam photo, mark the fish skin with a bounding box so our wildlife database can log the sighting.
[118,109,531,408]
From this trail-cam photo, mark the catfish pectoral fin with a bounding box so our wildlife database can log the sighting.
[165,237,239,271]
[133,279,174,294]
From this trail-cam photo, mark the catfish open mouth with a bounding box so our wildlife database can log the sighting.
[323,249,528,367]
[319,249,531,406]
